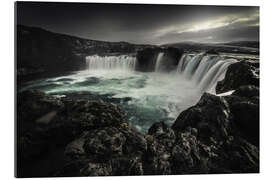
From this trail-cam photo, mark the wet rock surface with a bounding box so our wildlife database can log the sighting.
[17,84,259,177]
[216,61,259,94]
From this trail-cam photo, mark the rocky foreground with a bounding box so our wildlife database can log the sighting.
[16,59,259,177]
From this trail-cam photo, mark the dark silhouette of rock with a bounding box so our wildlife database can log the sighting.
[232,85,259,98]
[83,127,126,158]
[216,61,259,94]
[171,93,259,173]
[172,93,233,142]
[135,48,162,72]
[16,89,259,177]
[206,49,219,55]
[135,47,183,72]
[224,85,259,146]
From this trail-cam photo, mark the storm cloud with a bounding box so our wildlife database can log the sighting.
[16,2,259,45]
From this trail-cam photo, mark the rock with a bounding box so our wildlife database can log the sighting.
[109,155,144,175]
[206,49,219,55]
[64,132,88,160]
[83,127,126,158]
[135,48,162,72]
[223,85,259,146]
[171,128,202,174]
[17,89,63,124]
[142,122,175,175]
[17,90,129,177]
[170,92,259,173]
[216,61,259,93]
[59,99,125,130]
[172,93,233,143]
[223,86,259,146]
[135,47,183,72]
[232,85,259,98]
[80,162,112,176]
[160,47,184,72]
[119,125,147,155]
[148,121,175,149]
[17,88,259,176]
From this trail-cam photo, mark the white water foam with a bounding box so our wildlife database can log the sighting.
[22,53,239,132]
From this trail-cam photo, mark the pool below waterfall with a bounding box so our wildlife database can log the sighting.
[20,52,240,132]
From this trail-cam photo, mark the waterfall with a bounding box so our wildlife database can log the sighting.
[86,55,137,71]
[155,52,164,72]
[85,53,237,94]
[177,53,237,93]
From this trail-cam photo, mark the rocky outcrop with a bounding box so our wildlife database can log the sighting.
[171,93,259,173]
[135,47,183,72]
[16,89,259,177]
[135,48,162,72]
[216,61,259,94]
[160,48,184,72]
[224,85,259,146]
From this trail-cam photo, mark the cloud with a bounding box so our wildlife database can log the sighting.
[17,2,259,44]
[154,8,259,44]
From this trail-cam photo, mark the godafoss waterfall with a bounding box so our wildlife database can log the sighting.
[16,6,260,177]
[20,51,240,132]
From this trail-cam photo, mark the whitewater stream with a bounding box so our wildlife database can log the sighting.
[20,52,244,132]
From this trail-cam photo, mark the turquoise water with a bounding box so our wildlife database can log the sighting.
[21,69,202,132]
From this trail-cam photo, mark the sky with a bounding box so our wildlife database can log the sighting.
[16,2,259,45]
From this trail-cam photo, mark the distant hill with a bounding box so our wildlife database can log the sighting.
[162,41,259,54]
[219,41,259,49]
[17,25,154,76]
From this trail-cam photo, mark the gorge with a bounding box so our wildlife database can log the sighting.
[16,25,260,177]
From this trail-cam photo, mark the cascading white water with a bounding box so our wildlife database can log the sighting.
[23,51,243,132]
[155,52,164,72]
[85,53,237,93]
[176,53,237,93]
[86,55,137,71]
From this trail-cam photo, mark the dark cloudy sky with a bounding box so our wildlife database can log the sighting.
[16,2,259,45]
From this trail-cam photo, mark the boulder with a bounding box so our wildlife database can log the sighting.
[172,93,233,143]
[232,85,259,98]
[159,47,184,72]
[224,85,259,146]
[142,122,175,175]
[59,99,125,130]
[216,61,259,94]
[135,47,183,72]
[17,88,259,176]
[83,127,126,158]
[17,89,63,124]
[170,93,259,173]
[135,48,162,72]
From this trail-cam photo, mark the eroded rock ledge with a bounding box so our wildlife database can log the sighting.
[16,85,259,177]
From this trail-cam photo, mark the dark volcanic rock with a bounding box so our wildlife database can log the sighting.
[59,99,125,129]
[232,85,259,98]
[17,88,259,177]
[216,61,259,94]
[143,122,175,175]
[17,89,64,124]
[172,93,233,142]
[205,49,219,55]
[17,89,128,177]
[160,48,184,72]
[135,48,162,72]
[135,47,183,72]
[171,93,259,173]
[224,85,259,146]
[83,127,126,158]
